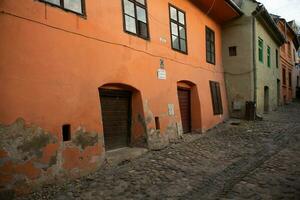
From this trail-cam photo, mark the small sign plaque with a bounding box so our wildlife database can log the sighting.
[157,68,167,80]
[168,104,175,116]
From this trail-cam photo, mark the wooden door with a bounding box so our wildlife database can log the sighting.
[178,88,191,134]
[99,89,131,150]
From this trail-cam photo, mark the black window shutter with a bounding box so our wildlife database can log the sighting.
[216,83,223,114]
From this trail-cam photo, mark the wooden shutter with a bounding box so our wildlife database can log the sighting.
[210,81,223,115]
[216,82,223,114]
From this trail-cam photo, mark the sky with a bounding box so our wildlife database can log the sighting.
[257,0,300,25]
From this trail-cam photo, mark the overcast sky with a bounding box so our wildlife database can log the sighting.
[258,0,300,25]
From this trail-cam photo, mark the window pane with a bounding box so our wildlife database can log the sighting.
[207,52,211,63]
[124,0,135,17]
[172,35,179,50]
[170,7,177,21]
[171,22,178,36]
[178,11,185,25]
[211,43,215,53]
[44,0,60,5]
[138,21,148,38]
[125,15,137,33]
[179,26,185,39]
[180,39,186,52]
[136,6,147,23]
[64,0,82,13]
[136,0,145,5]
[206,41,210,52]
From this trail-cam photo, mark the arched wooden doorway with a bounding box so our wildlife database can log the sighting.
[99,83,145,151]
[177,81,201,134]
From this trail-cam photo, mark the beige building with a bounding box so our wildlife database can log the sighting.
[222,0,285,118]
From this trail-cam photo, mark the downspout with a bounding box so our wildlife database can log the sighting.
[252,16,257,103]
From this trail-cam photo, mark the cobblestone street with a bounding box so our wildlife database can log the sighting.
[17,103,300,200]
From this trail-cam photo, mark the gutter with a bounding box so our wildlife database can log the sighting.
[252,16,257,103]
[225,0,244,16]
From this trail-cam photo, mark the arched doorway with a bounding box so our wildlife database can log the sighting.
[177,81,201,134]
[264,86,269,113]
[98,83,145,151]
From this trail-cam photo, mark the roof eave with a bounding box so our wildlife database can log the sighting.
[225,0,244,16]
[252,6,285,46]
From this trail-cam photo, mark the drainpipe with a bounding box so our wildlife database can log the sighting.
[252,16,257,103]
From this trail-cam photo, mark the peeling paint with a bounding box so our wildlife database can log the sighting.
[72,128,98,150]
[0,118,103,196]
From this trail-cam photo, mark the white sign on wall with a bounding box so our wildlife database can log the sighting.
[157,68,167,80]
[168,104,175,116]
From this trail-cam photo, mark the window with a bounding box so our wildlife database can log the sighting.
[283,68,286,85]
[122,0,149,39]
[41,0,85,15]
[206,27,215,64]
[169,5,187,53]
[276,49,279,68]
[62,124,71,141]
[209,81,223,115]
[288,42,292,57]
[258,37,264,63]
[155,117,160,130]
[229,46,237,56]
[267,46,271,67]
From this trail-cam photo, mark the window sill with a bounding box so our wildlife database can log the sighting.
[124,30,150,41]
[206,60,216,65]
[171,47,188,55]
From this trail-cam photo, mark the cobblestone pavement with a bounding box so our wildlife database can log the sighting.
[17,103,300,200]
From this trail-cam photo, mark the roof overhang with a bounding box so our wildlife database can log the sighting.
[189,0,243,24]
[272,17,299,49]
[252,5,285,46]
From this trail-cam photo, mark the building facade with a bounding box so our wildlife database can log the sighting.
[288,21,300,100]
[272,17,299,103]
[0,0,241,194]
[222,0,284,118]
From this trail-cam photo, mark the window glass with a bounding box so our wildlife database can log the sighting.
[124,0,135,17]
[170,7,177,21]
[122,0,149,39]
[178,11,185,25]
[179,26,186,39]
[125,15,137,33]
[229,46,237,56]
[206,27,215,64]
[180,39,186,52]
[45,0,60,5]
[138,21,148,38]
[136,6,146,23]
[210,81,223,115]
[136,0,145,5]
[171,23,178,36]
[64,0,82,13]
[172,36,179,50]
[169,5,187,53]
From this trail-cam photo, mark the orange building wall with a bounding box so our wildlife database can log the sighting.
[278,21,296,103]
[0,0,237,194]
